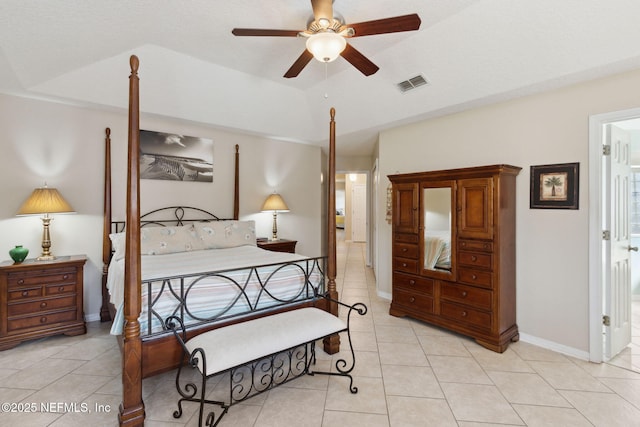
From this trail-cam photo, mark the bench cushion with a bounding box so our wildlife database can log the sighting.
[185,307,346,376]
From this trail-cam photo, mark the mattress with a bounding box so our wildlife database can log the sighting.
[107,245,323,335]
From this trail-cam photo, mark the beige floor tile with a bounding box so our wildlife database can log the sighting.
[428,355,492,385]
[465,346,534,373]
[254,387,326,427]
[374,324,419,345]
[48,393,121,427]
[598,377,640,409]
[381,364,444,398]
[25,373,112,404]
[559,389,640,426]
[322,409,389,427]
[3,357,85,390]
[418,334,473,356]
[528,361,611,392]
[387,395,457,427]
[509,341,571,363]
[487,371,571,407]
[377,342,428,366]
[512,404,592,427]
[324,376,387,415]
[441,382,524,425]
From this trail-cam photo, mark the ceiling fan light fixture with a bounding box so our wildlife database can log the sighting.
[306,31,346,63]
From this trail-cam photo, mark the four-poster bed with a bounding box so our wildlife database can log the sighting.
[103,55,340,426]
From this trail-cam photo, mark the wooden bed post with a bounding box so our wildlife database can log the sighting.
[234,144,239,220]
[119,55,145,427]
[101,128,112,322]
[323,107,340,354]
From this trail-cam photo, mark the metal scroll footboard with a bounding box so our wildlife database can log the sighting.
[140,256,327,337]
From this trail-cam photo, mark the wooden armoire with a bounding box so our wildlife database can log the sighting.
[389,164,521,352]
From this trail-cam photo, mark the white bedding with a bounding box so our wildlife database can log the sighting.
[107,245,320,335]
[424,231,451,270]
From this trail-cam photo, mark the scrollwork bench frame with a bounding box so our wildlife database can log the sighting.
[165,295,367,427]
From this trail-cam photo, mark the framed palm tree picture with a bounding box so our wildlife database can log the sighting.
[530,162,579,209]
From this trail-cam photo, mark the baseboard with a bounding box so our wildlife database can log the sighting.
[85,312,101,322]
[377,290,392,300]
[519,332,590,361]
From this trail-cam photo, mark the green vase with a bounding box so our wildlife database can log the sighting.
[9,245,29,263]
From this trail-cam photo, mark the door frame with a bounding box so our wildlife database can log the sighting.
[588,107,640,362]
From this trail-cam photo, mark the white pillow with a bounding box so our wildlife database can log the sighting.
[194,220,256,249]
[140,224,205,255]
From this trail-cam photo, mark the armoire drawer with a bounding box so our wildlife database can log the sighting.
[394,242,418,259]
[393,272,434,295]
[458,239,493,253]
[458,251,492,269]
[440,301,492,331]
[393,257,419,274]
[393,288,434,314]
[440,282,492,311]
[458,268,493,289]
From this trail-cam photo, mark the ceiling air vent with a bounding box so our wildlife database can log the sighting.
[397,74,429,93]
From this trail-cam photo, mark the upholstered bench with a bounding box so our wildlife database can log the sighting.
[166,298,367,427]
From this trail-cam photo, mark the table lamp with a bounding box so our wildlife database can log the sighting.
[261,193,289,241]
[17,184,75,260]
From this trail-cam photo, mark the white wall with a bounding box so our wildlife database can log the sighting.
[377,68,640,356]
[0,93,323,322]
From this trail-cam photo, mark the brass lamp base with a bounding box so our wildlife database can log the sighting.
[38,215,56,261]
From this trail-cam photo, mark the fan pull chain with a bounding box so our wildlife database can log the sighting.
[324,62,329,99]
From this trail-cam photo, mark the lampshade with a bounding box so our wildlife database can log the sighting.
[17,186,75,215]
[306,32,347,63]
[261,193,290,212]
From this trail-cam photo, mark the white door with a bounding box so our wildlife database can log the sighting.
[352,183,367,242]
[604,124,633,359]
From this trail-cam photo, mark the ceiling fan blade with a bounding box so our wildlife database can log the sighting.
[284,50,314,78]
[232,28,300,37]
[311,0,333,23]
[340,43,379,76]
[347,13,421,37]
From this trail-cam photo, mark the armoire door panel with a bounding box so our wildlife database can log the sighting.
[458,178,494,239]
[393,182,419,234]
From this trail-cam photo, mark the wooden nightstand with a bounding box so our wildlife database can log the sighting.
[257,238,297,253]
[0,255,87,350]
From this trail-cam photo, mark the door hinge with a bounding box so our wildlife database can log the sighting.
[603,145,611,156]
[603,315,611,326]
[602,230,610,240]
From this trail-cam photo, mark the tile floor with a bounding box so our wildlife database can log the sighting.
[1,235,640,426]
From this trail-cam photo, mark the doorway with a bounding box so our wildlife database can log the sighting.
[589,109,640,367]
[336,171,371,264]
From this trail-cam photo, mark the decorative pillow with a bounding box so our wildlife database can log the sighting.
[194,220,256,249]
[140,224,205,255]
[109,232,126,261]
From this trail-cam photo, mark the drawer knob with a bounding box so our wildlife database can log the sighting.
[471,255,477,262]
[409,297,415,303]
[40,316,47,323]
[484,244,489,249]
[461,291,467,297]
[18,279,24,285]
[461,311,468,317]
[402,248,408,252]
[402,263,407,267]
[58,286,65,292]
[63,274,69,280]
[40,302,47,308]
[472,274,477,280]
[409,280,415,285]
[22,291,29,297]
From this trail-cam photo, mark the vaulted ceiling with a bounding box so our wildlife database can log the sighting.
[1,0,640,156]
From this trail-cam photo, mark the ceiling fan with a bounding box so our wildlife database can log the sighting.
[231,0,421,78]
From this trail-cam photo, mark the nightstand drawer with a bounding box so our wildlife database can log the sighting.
[7,286,42,301]
[8,268,77,288]
[8,295,77,317]
[7,309,78,332]
[45,283,76,296]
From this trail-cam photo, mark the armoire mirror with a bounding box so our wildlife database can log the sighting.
[421,182,455,279]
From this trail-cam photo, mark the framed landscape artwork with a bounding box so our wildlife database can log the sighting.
[530,162,579,209]
[140,130,213,182]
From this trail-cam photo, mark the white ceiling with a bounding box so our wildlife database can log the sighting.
[2,0,640,156]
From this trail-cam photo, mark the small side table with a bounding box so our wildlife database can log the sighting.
[257,238,297,254]
[0,255,87,350]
